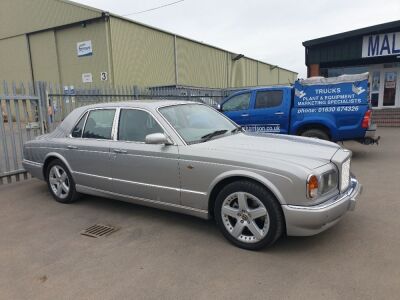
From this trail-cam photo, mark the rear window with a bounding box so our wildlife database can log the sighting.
[71,112,87,138]
[82,109,116,140]
[255,91,283,109]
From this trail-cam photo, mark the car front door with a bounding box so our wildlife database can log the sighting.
[248,89,290,134]
[64,108,116,191]
[110,108,180,205]
[220,92,252,126]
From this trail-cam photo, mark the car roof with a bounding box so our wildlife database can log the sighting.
[226,86,293,97]
[80,100,198,110]
[239,86,292,92]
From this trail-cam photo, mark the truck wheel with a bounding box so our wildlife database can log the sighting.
[214,180,284,250]
[301,129,329,140]
[46,159,80,204]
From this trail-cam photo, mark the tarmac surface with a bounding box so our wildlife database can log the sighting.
[0,127,399,299]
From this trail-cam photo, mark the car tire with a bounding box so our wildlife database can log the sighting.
[301,129,330,140]
[46,159,80,204]
[214,180,284,250]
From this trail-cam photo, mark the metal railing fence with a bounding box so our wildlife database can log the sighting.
[1,81,242,183]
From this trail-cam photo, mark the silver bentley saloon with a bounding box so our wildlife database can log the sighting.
[23,101,362,250]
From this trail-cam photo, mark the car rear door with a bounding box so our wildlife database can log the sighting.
[220,91,252,126]
[64,108,116,192]
[248,88,290,134]
[110,108,180,205]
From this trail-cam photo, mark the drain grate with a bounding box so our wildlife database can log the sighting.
[81,224,119,238]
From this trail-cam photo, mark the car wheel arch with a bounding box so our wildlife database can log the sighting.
[295,123,333,140]
[43,153,73,180]
[207,171,286,219]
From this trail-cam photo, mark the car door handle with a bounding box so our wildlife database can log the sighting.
[241,113,249,117]
[113,149,127,154]
[274,112,284,115]
[67,145,78,149]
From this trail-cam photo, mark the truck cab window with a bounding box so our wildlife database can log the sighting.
[255,90,283,109]
[222,93,251,111]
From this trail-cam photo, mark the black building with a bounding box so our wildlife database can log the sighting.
[303,20,400,123]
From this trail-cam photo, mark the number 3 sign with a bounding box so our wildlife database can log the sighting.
[100,72,108,81]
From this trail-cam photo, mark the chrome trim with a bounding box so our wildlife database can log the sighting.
[72,170,207,195]
[340,158,351,193]
[111,107,121,141]
[73,170,112,181]
[180,158,293,183]
[287,177,359,211]
[24,147,291,183]
[181,188,206,196]
[75,184,209,219]
[22,159,43,167]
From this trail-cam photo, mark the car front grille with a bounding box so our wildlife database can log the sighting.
[340,159,351,192]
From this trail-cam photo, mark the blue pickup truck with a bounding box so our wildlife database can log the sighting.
[219,73,378,144]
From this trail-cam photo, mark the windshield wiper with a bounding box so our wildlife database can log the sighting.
[231,126,242,134]
[200,129,228,142]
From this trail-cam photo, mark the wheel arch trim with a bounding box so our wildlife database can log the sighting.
[43,152,74,179]
[207,170,287,210]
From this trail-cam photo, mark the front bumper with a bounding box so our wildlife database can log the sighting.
[282,177,362,236]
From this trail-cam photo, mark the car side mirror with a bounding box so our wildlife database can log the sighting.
[145,133,173,145]
[217,104,222,112]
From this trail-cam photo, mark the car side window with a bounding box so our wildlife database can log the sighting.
[222,93,251,111]
[255,90,283,109]
[82,109,116,139]
[118,109,163,142]
[71,112,87,138]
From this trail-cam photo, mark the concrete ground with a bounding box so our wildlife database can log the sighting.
[0,128,399,300]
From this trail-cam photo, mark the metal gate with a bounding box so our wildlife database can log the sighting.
[0,81,45,183]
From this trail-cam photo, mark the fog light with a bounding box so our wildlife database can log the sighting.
[307,175,319,198]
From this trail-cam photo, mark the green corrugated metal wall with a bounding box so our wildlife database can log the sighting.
[0,0,101,40]
[109,17,297,89]
[0,0,297,89]
[258,63,276,85]
[0,35,32,83]
[110,18,176,87]
[55,19,109,87]
[29,31,60,83]
[176,37,227,88]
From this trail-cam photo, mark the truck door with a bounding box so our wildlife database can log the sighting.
[248,89,290,134]
[220,91,252,126]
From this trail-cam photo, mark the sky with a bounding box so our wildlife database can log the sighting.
[74,0,400,78]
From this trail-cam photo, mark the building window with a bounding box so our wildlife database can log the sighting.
[325,66,369,77]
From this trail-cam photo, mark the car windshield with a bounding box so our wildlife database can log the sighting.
[159,104,238,144]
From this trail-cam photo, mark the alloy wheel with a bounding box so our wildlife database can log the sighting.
[221,192,270,243]
[49,165,70,199]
